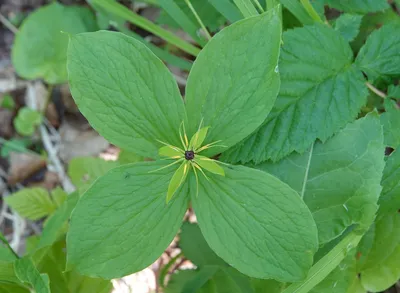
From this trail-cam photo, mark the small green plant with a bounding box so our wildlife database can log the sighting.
[13,107,42,136]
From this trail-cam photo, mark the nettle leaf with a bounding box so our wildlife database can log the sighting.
[255,114,385,244]
[223,23,368,163]
[334,14,363,42]
[5,188,59,220]
[191,165,318,282]
[179,222,226,267]
[359,212,400,292]
[378,150,400,215]
[67,31,186,159]
[381,100,400,149]
[355,24,400,81]
[14,258,50,293]
[185,8,281,156]
[67,162,189,279]
[324,0,389,14]
[12,2,97,84]
[68,157,119,190]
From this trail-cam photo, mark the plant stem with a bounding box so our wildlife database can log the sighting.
[233,0,259,17]
[42,84,53,116]
[252,0,265,12]
[299,0,323,22]
[91,0,200,57]
[282,232,362,293]
[0,13,18,34]
[183,0,212,40]
[366,82,387,99]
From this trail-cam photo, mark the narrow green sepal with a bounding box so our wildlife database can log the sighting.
[167,161,189,203]
[195,156,225,176]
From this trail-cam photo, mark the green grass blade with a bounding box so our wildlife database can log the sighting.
[280,0,314,25]
[282,232,363,293]
[183,0,212,40]
[233,0,259,17]
[300,0,323,22]
[91,0,200,57]
[158,0,207,46]
[116,24,193,70]
[207,0,242,23]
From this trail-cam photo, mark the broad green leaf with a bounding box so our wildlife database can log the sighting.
[0,283,29,293]
[185,9,281,156]
[167,161,189,203]
[182,266,220,293]
[359,213,400,292]
[255,114,384,244]
[12,2,97,84]
[223,23,367,163]
[68,157,118,190]
[334,14,363,42]
[14,258,50,293]
[117,149,144,164]
[355,24,400,81]
[195,268,253,293]
[67,161,189,279]
[5,188,58,220]
[324,0,389,14]
[381,100,400,149]
[191,165,318,281]
[67,31,186,158]
[0,261,20,284]
[179,222,226,267]
[36,192,79,251]
[194,156,225,176]
[251,279,284,293]
[65,270,113,293]
[379,150,400,215]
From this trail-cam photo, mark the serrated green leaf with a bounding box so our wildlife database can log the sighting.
[68,157,119,190]
[381,99,400,149]
[379,150,400,215]
[223,23,368,163]
[185,9,281,156]
[67,161,189,279]
[324,0,389,14]
[67,31,186,158]
[359,213,400,292]
[14,258,50,293]
[12,2,98,84]
[334,14,363,42]
[255,114,384,244]
[191,165,318,281]
[180,222,226,267]
[356,24,400,81]
[5,188,58,220]
[388,84,400,100]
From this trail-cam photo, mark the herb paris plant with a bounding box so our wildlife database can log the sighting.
[66,8,319,282]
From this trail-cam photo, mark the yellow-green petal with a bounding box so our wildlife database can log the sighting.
[167,161,189,203]
[189,127,209,151]
[195,156,225,176]
[159,145,183,158]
